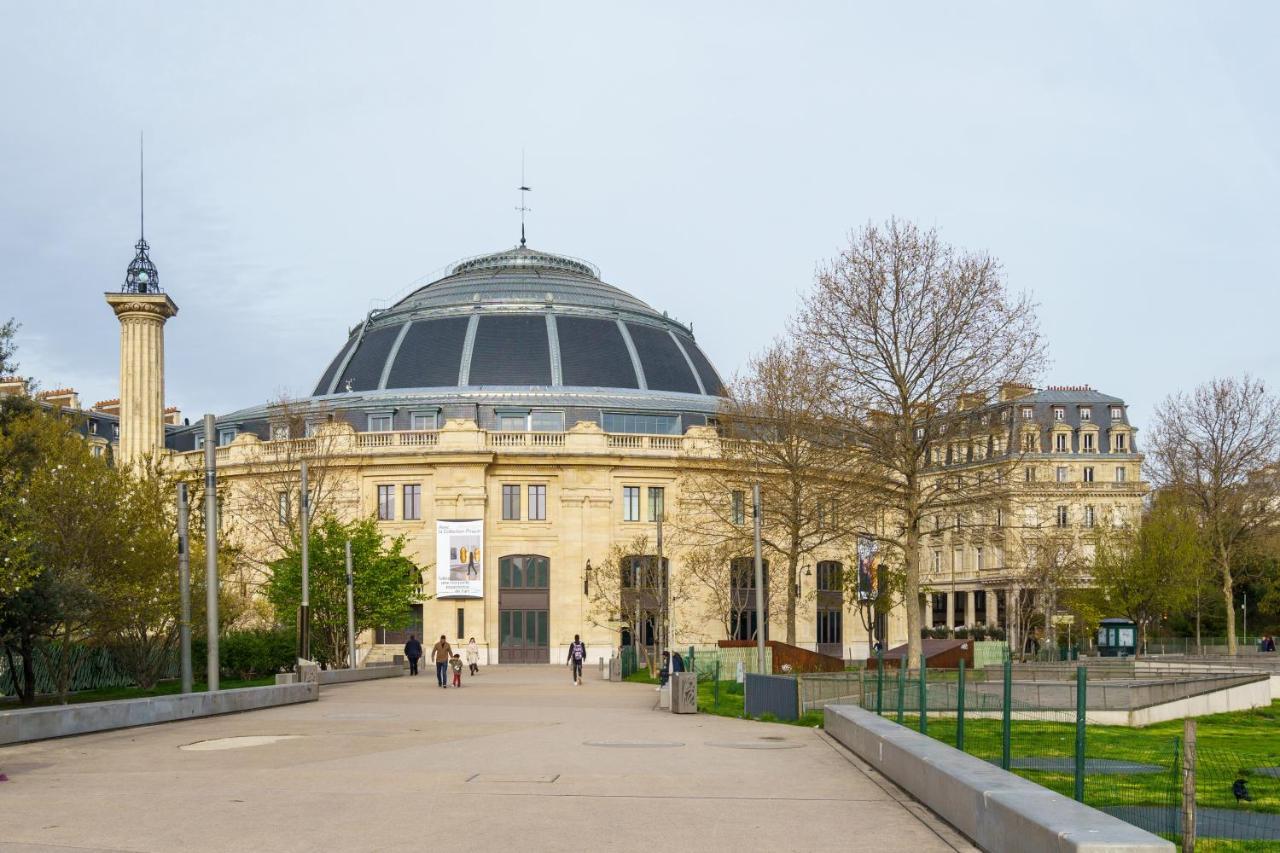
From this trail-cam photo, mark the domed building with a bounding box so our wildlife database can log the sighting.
[168,245,724,448]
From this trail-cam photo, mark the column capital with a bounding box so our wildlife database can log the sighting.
[105,292,179,321]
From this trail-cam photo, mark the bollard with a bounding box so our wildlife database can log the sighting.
[1074,665,1087,802]
[1001,656,1012,771]
[956,659,966,752]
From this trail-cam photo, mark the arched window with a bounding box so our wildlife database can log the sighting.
[499,555,549,589]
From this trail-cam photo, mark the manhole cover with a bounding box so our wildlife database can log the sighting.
[583,740,684,748]
[324,712,397,720]
[705,741,803,750]
[180,735,303,752]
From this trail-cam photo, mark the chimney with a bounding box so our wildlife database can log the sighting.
[93,398,122,417]
[164,405,182,426]
[956,392,987,411]
[0,377,29,398]
[999,382,1035,402]
[37,388,81,410]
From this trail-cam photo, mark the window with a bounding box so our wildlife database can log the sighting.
[377,485,394,520]
[995,507,1004,528]
[528,485,546,521]
[816,561,842,591]
[89,420,98,435]
[1115,466,1126,483]
[271,424,289,441]
[497,413,526,431]
[411,412,438,431]
[218,428,237,446]
[622,555,669,589]
[1056,505,1069,527]
[1024,466,1036,483]
[1021,407,1034,420]
[367,413,393,432]
[1113,504,1127,527]
[932,550,941,572]
[817,610,842,645]
[530,410,564,432]
[934,515,942,532]
[112,423,119,437]
[976,547,985,571]
[456,607,465,639]
[914,426,925,441]
[954,514,962,531]
[91,445,103,457]
[623,486,641,522]
[1115,432,1128,452]
[1080,407,1092,421]
[403,484,421,520]
[1110,407,1123,420]
[502,485,521,520]
[602,412,680,435]
[1053,407,1065,421]
[277,492,289,524]
[1001,408,1010,422]
[953,547,963,572]
[1082,433,1095,452]
[1083,466,1094,483]
[1056,466,1068,483]
[1054,433,1068,452]
[1084,505,1095,527]
[648,487,664,522]
[731,490,745,525]
[500,555,550,588]
[304,421,320,438]
[1021,433,1036,452]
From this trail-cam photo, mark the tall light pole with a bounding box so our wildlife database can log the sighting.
[176,482,192,693]
[657,513,667,657]
[752,484,766,673]
[345,539,356,668]
[299,460,311,662]
[203,414,219,691]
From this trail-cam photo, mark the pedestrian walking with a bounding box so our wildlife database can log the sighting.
[451,653,463,687]
[404,634,422,676]
[567,634,586,685]
[433,634,452,688]
[466,637,480,676]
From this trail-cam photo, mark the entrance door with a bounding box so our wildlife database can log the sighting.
[499,555,550,664]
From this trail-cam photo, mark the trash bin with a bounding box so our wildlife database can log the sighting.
[671,672,698,714]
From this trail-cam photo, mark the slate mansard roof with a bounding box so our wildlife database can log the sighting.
[311,245,724,401]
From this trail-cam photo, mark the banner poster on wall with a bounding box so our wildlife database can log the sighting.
[436,519,484,598]
[856,535,879,601]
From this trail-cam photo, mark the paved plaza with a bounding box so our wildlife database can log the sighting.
[1,666,973,852]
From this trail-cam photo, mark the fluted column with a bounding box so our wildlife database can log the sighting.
[105,293,178,465]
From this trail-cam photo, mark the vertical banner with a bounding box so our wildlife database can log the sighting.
[436,519,484,598]
[856,535,879,601]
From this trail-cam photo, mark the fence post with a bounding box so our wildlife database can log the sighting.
[1001,656,1012,771]
[896,655,906,724]
[956,659,966,751]
[876,647,884,716]
[918,654,928,735]
[1074,665,1087,802]
[1181,719,1196,853]
[715,659,720,710]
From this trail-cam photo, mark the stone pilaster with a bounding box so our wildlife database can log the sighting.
[105,292,178,465]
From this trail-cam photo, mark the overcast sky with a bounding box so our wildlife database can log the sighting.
[2,2,1276,432]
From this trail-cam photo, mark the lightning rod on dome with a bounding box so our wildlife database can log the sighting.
[517,150,531,247]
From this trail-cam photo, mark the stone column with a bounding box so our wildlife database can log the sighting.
[986,591,999,628]
[105,292,177,465]
[944,592,954,630]
[965,590,976,626]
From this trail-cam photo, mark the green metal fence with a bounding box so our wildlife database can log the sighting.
[0,642,180,699]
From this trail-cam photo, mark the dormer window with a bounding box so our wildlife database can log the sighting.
[1082,433,1096,452]
[1115,433,1128,452]
[367,413,393,432]
[1053,407,1065,421]
[1021,407,1034,420]
[1079,407,1092,421]
[914,427,925,441]
[1054,434,1068,452]
[1110,407,1123,420]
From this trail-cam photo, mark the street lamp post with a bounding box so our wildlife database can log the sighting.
[345,539,356,669]
[752,484,766,673]
[176,482,192,693]
[299,460,311,662]
[202,414,219,692]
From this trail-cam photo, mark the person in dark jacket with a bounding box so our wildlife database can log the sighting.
[404,635,422,676]
[567,634,586,685]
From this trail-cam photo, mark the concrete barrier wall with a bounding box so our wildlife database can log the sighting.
[275,664,404,686]
[824,704,1173,852]
[0,683,318,746]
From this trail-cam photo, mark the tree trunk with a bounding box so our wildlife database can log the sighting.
[1221,549,1236,656]
[904,515,922,672]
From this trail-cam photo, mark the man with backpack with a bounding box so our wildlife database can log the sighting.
[567,634,586,685]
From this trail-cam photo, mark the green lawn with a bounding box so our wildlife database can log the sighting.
[9,676,277,707]
[896,701,1280,851]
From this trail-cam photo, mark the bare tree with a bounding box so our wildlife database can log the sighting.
[1009,527,1086,658]
[1149,376,1280,654]
[798,219,1045,668]
[672,339,869,644]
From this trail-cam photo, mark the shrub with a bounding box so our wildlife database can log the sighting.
[192,629,295,681]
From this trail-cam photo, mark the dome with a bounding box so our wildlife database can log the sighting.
[310,245,724,401]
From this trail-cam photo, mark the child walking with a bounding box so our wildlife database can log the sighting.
[450,653,463,687]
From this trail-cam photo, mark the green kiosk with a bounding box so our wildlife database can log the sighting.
[1097,618,1138,657]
